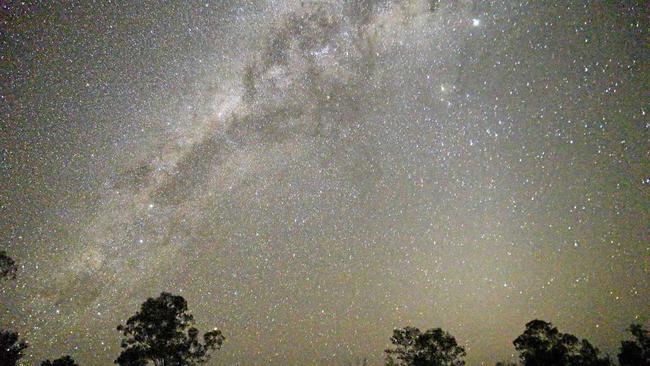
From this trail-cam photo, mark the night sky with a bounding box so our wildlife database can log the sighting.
[1,1,648,365]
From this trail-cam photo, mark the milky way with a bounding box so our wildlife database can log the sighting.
[1,1,648,365]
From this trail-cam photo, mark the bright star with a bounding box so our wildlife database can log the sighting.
[472,18,480,27]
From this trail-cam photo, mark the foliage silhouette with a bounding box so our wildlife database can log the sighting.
[0,329,28,366]
[40,355,79,366]
[618,323,650,366]
[385,326,466,366]
[0,250,17,280]
[115,292,225,366]
[513,319,611,366]
[0,252,24,366]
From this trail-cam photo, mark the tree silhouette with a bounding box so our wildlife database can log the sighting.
[0,250,17,280]
[1,253,26,366]
[513,320,611,366]
[618,323,650,366]
[385,326,466,366]
[115,292,225,366]
[0,329,28,366]
[41,355,79,366]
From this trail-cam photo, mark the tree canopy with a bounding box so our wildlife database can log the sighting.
[0,251,25,366]
[513,319,611,366]
[115,292,225,366]
[618,323,650,366]
[385,326,466,366]
[0,250,17,280]
[40,355,79,366]
[0,329,29,366]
